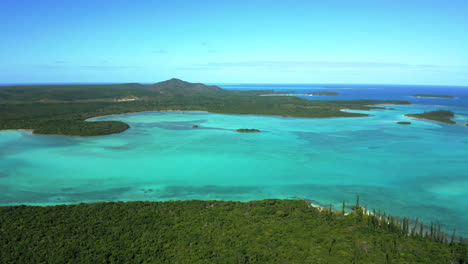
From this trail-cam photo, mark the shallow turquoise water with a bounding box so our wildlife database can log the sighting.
[1,99,468,235]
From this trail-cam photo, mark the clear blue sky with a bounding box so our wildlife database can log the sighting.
[1,0,467,85]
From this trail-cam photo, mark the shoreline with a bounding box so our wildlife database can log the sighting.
[85,109,209,121]
[0,129,34,134]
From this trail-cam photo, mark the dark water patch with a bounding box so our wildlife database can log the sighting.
[296,130,419,150]
[0,133,80,157]
[426,124,468,136]
[402,174,468,190]
[332,129,417,140]
[0,186,132,205]
[367,146,381,149]
[140,188,154,194]
[51,187,133,202]
[155,185,260,199]
[135,120,233,132]
[295,131,351,145]
[137,119,207,130]
[0,172,9,178]
[0,159,32,171]
[105,144,135,151]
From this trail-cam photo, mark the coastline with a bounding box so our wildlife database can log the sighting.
[85,109,209,121]
[0,129,34,134]
[404,115,455,124]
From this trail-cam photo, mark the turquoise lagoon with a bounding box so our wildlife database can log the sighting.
[1,85,468,236]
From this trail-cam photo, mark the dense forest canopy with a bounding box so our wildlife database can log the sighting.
[0,199,466,263]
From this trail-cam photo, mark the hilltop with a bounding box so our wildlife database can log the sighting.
[145,78,224,95]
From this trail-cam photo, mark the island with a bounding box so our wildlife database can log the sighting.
[405,110,456,124]
[0,78,410,136]
[397,121,412,125]
[412,94,455,99]
[236,128,261,132]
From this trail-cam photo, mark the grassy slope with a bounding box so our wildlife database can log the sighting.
[0,81,410,136]
[405,110,456,124]
[0,200,466,264]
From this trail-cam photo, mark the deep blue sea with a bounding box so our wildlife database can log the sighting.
[1,84,467,236]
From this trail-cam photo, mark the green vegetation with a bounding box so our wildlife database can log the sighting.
[0,79,410,136]
[405,110,456,124]
[397,121,412,125]
[305,92,339,96]
[413,94,454,99]
[236,128,261,132]
[0,199,466,263]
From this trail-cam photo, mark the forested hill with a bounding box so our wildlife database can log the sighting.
[0,78,224,102]
[145,78,225,95]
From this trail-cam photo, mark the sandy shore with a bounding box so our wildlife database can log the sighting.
[0,129,34,133]
[85,110,209,121]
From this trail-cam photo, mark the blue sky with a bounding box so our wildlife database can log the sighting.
[1,0,467,85]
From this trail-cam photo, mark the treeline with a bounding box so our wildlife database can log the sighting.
[338,196,465,246]
[0,199,466,263]
[0,83,153,102]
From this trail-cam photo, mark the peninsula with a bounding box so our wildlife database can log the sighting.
[0,79,410,136]
[405,110,456,124]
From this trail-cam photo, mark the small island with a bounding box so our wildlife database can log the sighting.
[412,94,454,99]
[236,128,261,133]
[397,121,411,125]
[405,110,456,124]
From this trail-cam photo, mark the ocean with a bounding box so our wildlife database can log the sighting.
[1,84,467,235]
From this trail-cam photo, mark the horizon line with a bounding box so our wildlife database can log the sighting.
[1,82,468,88]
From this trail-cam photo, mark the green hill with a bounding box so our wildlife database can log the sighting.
[146,78,224,95]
